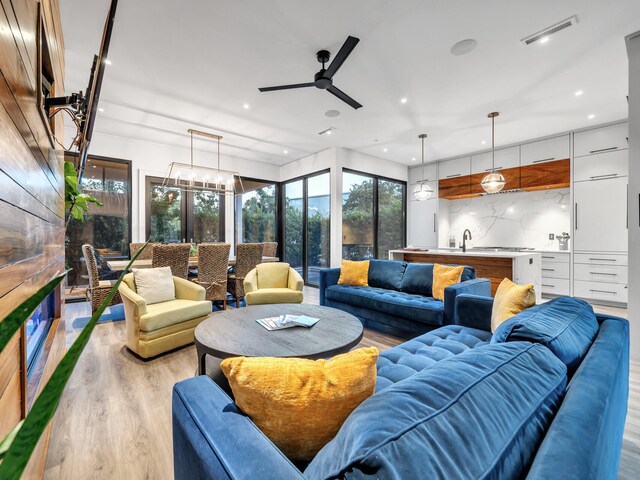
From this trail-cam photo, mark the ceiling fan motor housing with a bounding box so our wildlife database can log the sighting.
[314,70,332,89]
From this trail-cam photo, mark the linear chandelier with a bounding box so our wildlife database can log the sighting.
[162,129,244,195]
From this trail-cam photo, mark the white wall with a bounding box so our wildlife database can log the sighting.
[627,31,640,362]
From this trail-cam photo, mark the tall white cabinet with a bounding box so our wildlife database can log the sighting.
[407,164,438,248]
[573,122,629,305]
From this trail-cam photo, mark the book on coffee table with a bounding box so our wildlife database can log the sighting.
[256,314,320,331]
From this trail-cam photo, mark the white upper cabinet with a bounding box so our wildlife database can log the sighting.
[409,162,438,183]
[573,149,628,182]
[520,135,570,166]
[471,146,520,174]
[438,156,470,179]
[574,122,628,158]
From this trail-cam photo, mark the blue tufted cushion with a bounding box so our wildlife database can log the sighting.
[325,285,444,326]
[305,342,567,480]
[375,325,491,391]
[492,296,599,375]
[367,260,407,291]
[400,263,475,296]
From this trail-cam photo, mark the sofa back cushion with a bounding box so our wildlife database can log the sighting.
[305,342,567,480]
[491,296,599,375]
[367,260,407,291]
[400,263,475,296]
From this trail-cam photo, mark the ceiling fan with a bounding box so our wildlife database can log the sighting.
[258,36,363,110]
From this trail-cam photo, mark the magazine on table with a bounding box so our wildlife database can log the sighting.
[255,314,320,331]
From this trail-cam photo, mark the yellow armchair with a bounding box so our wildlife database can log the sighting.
[244,263,304,305]
[119,273,212,358]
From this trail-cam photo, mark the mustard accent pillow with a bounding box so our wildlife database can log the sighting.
[337,260,370,286]
[432,263,464,300]
[221,347,378,463]
[491,278,537,332]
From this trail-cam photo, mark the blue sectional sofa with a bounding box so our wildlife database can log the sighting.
[319,259,491,336]
[172,295,629,480]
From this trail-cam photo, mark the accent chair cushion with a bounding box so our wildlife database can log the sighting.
[367,260,407,290]
[245,288,304,305]
[337,260,370,286]
[492,296,599,375]
[305,342,567,479]
[133,267,175,305]
[221,347,378,463]
[491,278,536,332]
[432,263,464,301]
[139,298,212,332]
[256,262,291,289]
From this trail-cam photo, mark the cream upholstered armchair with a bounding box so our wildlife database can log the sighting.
[243,263,304,305]
[118,273,212,358]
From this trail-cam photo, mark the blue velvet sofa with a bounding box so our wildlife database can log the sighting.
[319,259,490,336]
[172,295,629,480]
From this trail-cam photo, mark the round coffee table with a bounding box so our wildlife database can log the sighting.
[194,304,364,375]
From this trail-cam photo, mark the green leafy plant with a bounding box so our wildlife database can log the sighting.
[64,161,102,227]
[0,244,148,478]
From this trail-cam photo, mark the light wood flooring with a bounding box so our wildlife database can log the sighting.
[43,289,638,479]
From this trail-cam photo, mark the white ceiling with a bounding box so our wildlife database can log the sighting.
[60,0,640,167]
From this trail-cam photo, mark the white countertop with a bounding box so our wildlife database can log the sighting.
[390,249,542,259]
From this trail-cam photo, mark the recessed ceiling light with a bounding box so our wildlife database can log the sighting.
[574,90,583,96]
[243,103,250,109]
[383,148,388,152]
[325,109,340,117]
[539,36,550,44]
[105,59,112,65]
[587,114,595,119]
[400,97,408,104]
[98,108,104,112]
[326,130,332,135]
[450,39,477,56]
[481,140,486,145]
[412,157,416,161]
[283,150,288,154]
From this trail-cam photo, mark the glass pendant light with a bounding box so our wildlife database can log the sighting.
[412,133,434,201]
[481,112,506,194]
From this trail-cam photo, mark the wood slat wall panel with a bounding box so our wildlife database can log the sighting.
[0,369,21,438]
[0,333,19,401]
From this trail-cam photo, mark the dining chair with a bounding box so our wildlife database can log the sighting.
[195,243,231,309]
[262,242,278,258]
[227,243,263,307]
[130,242,160,260]
[82,244,123,313]
[152,244,191,279]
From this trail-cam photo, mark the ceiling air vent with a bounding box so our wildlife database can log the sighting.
[521,16,578,45]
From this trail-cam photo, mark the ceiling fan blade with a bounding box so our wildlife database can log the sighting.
[258,82,314,92]
[327,85,362,109]
[325,36,360,79]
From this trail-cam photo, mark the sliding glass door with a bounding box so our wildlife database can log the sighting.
[284,171,330,286]
[342,169,406,260]
[235,179,278,248]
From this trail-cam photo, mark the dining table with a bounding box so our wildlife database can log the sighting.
[107,256,279,271]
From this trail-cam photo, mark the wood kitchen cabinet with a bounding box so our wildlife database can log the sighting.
[469,166,521,195]
[520,159,570,191]
[438,176,471,199]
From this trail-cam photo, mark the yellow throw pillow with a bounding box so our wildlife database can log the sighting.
[221,347,378,463]
[491,278,537,332]
[432,263,464,300]
[337,260,370,286]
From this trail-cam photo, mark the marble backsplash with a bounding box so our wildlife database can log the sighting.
[445,188,571,250]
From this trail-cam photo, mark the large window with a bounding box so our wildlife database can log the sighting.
[235,179,278,248]
[342,169,406,260]
[65,154,132,288]
[146,176,225,243]
[284,171,330,285]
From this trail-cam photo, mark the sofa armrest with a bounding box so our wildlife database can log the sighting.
[443,278,491,324]
[454,294,494,332]
[173,377,306,480]
[244,268,258,294]
[118,283,148,317]
[174,276,206,301]
[319,268,341,305]
[288,268,304,292]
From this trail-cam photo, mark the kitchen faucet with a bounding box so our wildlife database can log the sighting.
[462,229,472,252]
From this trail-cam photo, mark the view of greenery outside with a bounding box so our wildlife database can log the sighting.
[193,190,221,243]
[284,180,304,272]
[237,184,276,244]
[149,185,182,243]
[377,179,405,259]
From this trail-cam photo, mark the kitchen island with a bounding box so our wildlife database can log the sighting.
[389,249,542,301]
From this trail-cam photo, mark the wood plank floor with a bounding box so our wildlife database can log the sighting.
[43,289,638,479]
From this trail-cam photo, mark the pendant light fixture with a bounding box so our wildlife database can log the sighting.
[481,112,506,194]
[412,133,434,201]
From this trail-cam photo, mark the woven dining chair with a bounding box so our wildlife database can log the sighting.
[262,242,278,258]
[195,243,231,309]
[152,244,191,279]
[129,242,160,260]
[227,243,263,308]
[82,244,123,313]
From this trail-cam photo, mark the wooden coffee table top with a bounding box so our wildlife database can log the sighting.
[194,304,363,360]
